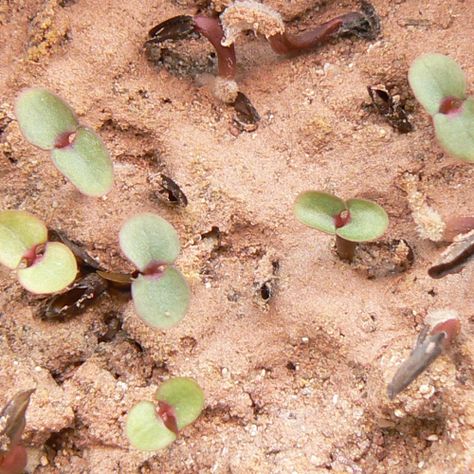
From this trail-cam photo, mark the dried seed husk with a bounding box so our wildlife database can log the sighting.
[0,389,35,452]
[156,175,188,207]
[367,85,412,133]
[233,92,260,132]
[48,229,102,271]
[428,229,474,279]
[38,272,108,320]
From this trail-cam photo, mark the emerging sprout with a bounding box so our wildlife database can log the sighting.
[408,53,474,162]
[119,213,190,329]
[15,88,114,196]
[294,191,389,261]
[126,377,204,451]
[0,389,35,474]
[0,210,77,294]
[145,1,379,104]
[387,310,460,399]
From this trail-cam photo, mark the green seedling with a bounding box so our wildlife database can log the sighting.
[294,191,389,261]
[409,53,474,162]
[0,210,77,294]
[119,213,190,329]
[15,88,114,196]
[0,389,35,474]
[126,377,204,451]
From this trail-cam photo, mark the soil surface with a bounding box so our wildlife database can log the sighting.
[1,0,473,473]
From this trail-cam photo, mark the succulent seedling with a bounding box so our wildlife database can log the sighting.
[387,310,460,399]
[409,53,474,162]
[0,210,77,294]
[15,88,114,195]
[126,378,204,451]
[0,389,35,474]
[294,191,389,261]
[146,1,379,105]
[119,213,190,329]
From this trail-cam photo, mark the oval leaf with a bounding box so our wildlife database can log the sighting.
[0,210,47,269]
[120,213,180,271]
[15,88,79,150]
[408,53,466,116]
[126,401,176,451]
[336,199,388,242]
[51,127,114,197]
[433,97,474,162]
[294,191,346,235]
[131,267,190,329]
[156,378,204,430]
[17,242,77,294]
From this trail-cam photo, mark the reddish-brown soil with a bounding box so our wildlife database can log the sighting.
[1,1,473,473]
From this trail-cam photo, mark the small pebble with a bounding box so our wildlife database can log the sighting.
[301,336,309,344]
[394,409,405,418]
[426,434,439,441]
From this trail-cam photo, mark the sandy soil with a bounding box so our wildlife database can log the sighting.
[1,0,473,473]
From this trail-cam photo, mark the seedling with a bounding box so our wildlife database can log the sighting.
[146,1,379,104]
[387,310,460,399]
[119,213,190,329]
[126,377,204,451]
[0,389,35,474]
[293,191,389,261]
[15,88,114,196]
[0,210,77,294]
[408,53,474,162]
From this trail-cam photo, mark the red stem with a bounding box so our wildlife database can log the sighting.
[194,15,237,79]
[269,17,343,54]
[0,445,27,474]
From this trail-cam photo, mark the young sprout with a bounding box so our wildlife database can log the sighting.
[146,1,379,103]
[220,0,379,53]
[126,377,204,451]
[0,389,35,474]
[0,210,77,294]
[293,191,389,261]
[408,53,474,162]
[119,213,190,329]
[387,310,460,399]
[15,88,114,196]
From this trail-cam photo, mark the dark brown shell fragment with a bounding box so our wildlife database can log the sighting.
[428,230,474,279]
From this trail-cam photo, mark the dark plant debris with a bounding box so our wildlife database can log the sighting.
[0,389,35,450]
[49,229,102,271]
[338,1,381,40]
[38,273,108,320]
[367,85,412,133]
[156,174,188,207]
[146,15,197,45]
[429,230,474,279]
[233,92,260,132]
